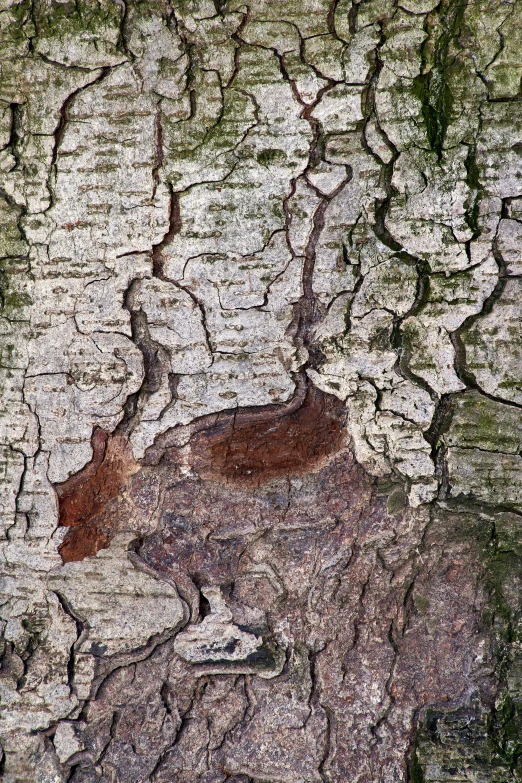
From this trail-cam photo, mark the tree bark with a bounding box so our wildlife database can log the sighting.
[2,1,522,780]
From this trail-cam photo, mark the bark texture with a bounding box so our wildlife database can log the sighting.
[1,0,522,780]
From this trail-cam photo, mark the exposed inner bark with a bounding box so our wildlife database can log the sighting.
[56,384,347,562]
[56,430,138,562]
[156,382,347,485]
[50,384,497,782]
[55,431,495,783]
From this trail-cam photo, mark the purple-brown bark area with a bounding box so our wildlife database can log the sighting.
[56,386,493,783]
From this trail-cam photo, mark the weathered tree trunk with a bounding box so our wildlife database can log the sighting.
[2,1,522,780]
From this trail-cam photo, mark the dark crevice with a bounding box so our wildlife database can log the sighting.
[46,66,113,213]
[411,0,468,161]
[449,231,522,410]
[52,591,86,700]
[362,21,439,407]
[5,103,24,166]
[152,185,181,278]
[51,68,110,170]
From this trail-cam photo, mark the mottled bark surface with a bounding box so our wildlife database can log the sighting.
[2,1,522,781]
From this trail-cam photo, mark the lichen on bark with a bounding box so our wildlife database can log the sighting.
[2,0,522,781]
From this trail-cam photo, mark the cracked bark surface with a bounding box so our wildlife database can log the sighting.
[2,0,522,780]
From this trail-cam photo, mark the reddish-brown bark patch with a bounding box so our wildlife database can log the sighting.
[189,384,348,485]
[58,522,111,563]
[56,429,138,562]
[55,385,347,563]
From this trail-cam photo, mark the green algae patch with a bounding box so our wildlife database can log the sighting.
[442,391,522,455]
[0,198,27,260]
[412,0,468,159]
[32,0,125,68]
